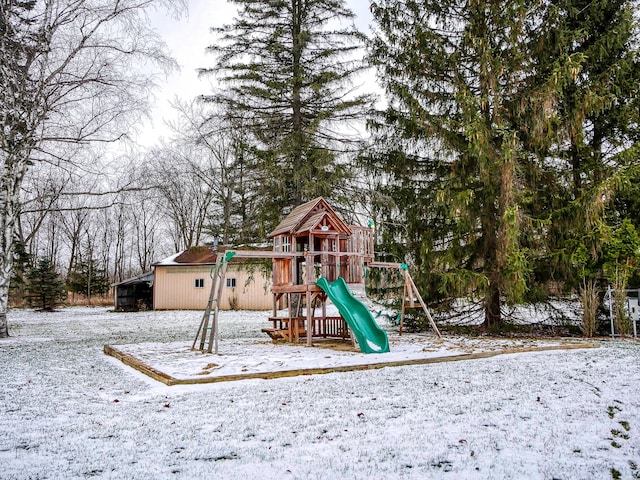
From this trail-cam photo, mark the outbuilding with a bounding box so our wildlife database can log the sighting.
[152,246,272,310]
[113,272,154,312]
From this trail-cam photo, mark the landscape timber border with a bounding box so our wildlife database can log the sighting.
[104,342,599,387]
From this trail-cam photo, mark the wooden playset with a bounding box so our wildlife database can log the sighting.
[192,197,440,354]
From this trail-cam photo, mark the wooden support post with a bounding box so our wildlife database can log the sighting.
[192,254,231,354]
[272,257,277,311]
[287,292,293,341]
[400,272,408,336]
[272,289,277,319]
[322,296,326,323]
[209,260,229,354]
[404,270,441,339]
[306,287,312,346]
[306,252,314,346]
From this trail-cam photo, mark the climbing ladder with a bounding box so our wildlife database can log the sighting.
[192,251,236,354]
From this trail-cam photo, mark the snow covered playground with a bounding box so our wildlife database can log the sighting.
[1,306,639,479]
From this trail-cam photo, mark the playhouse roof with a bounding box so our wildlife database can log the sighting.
[268,197,352,237]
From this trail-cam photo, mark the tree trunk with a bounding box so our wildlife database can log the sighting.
[481,181,502,327]
[570,142,581,198]
[484,282,502,330]
[0,312,8,337]
[290,0,304,206]
[1,153,30,338]
[0,230,12,337]
[0,192,12,338]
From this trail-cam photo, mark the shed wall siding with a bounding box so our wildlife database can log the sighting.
[221,269,272,310]
[154,265,271,310]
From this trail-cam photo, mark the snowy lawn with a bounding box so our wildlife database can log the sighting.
[1,307,639,479]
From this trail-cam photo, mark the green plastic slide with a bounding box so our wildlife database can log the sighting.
[316,277,390,354]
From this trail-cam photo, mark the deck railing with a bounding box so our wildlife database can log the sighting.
[302,252,369,285]
[312,316,349,339]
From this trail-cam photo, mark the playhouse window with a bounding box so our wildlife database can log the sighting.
[226,278,237,288]
[274,237,281,252]
[194,278,204,288]
[283,236,291,252]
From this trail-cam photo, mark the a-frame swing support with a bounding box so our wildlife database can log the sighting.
[400,265,441,338]
[368,261,442,339]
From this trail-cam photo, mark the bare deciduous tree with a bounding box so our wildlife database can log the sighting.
[147,141,216,251]
[0,0,184,337]
[164,99,262,245]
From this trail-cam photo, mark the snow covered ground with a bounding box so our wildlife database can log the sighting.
[108,308,594,383]
[1,307,639,479]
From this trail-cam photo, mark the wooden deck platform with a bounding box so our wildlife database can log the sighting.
[263,315,349,342]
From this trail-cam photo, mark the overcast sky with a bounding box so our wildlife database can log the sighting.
[138,0,375,146]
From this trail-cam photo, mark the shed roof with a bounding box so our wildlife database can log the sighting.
[174,246,217,264]
[153,246,217,266]
[153,245,274,267]
[112,271,154,287]
[268,197,352,237]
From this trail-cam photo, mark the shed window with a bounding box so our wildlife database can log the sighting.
[226,278,236,288]
[283,236,291,252]
[194,278,205,288]
[274,237,281,252]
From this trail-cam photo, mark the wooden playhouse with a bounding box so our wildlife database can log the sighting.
[264,197,374,342]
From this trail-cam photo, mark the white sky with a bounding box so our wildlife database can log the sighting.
[138,0,375,146]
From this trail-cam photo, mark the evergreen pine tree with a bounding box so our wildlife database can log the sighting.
[25,257,66,311]
[369,0,556,328]
[66,258,110,303]
[200,0,374,233]
[8,237,31,306]
[612,168,640,289]
[369,0,640,330]
[526,0,640,295]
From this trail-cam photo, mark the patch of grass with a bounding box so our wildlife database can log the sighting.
[430,460,453,472]
[619,420,631,431]
[608,405,622,419]
[611,441,622,449]
[611,468,621,479]
[611,429,630,440]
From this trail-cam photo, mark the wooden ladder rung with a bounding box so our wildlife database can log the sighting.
[192,255,230,353]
